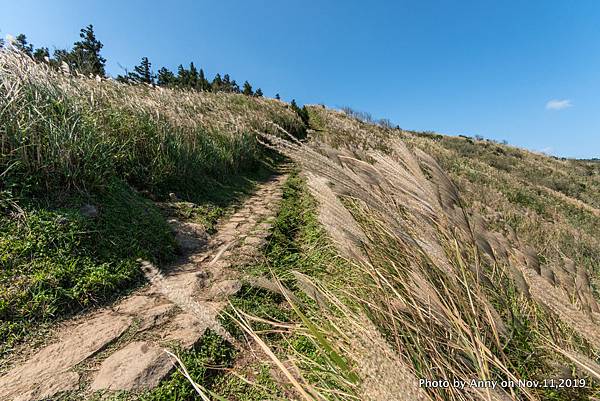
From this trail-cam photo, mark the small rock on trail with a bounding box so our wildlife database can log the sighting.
[90,341,172,391]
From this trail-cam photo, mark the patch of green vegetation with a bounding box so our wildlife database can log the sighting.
[306,106,327,131]
[162,201,226,234]
[99,331,235,401]
[219,172,354,397]
[134,285,290,400]
[0,163,284,358]
[213,363,283,401]
[0,180,175,356]
[435,136,600,209]
[1,73,276,202]
[140,331,235,401]
[256,172,338,282]
[505,187,547,215]
[160,165,277,234]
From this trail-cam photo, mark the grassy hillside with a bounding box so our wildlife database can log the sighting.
[308,106,600,285]
[0,50,305,354]
[260,106,598,400]
[1,47,599,401]
[142,107,600,400]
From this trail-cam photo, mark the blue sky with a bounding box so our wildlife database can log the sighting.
[2,0,599,158]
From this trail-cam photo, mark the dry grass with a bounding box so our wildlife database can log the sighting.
[0,48,303,196]
[237,110,600,400]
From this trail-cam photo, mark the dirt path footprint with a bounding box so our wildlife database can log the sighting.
[0,174,288,401]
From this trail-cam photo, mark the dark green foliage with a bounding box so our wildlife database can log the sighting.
[220,74,240,93]
[172,63,210,90]
[128,57,154,84]
[222,74,232,91]
[188,62,199,87]
[275,93,280,100]
[175,64,188,85]
[211,73,223,92]
[138,331,236,401]
[68,25,106,76]
[14,34,33,56]
[40,24,106,77]
[32,47,49,62]
[242,80,253,96]
[156,67,176,87]
[198,68,211,91]
[13,24,268,99]
[0,181,175,354]
[52,48,70,67]
[10,34,50,64]
[254,88,263,97]
[290,99,310,127]
[231,80,240,93]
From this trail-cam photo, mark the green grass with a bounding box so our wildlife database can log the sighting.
[98,331,235,401]
[0,165,283,358]
[139,331,236,401]
[0,180,175,355]
[1,53,302,200]
[212,363,284,401]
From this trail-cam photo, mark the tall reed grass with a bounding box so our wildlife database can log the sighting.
[0,49,304,197]
[230,119,600,400]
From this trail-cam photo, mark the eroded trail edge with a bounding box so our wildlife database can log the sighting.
[0,174,288,401]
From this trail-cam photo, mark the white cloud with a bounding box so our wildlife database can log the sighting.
[545,99,572,110]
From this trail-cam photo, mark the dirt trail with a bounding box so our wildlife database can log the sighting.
[0,174,288,401]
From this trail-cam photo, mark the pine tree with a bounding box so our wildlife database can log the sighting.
[275,93,280,100]
[177,64,189,87]
[222,74,232,92]
[242,81,253,96]
[300,105,310,125]
[128,57,154,84]
[14,34,33,56]
[115,74,130,83]
[52,49,71,69]
[32,47,50,62]
[199,69,210,91]
[189,62,199,88]
[157,67,176,86]
[255,88,263,97]
[70,25,106,76]
[230,79,240,93]
[290,99,310,125]
[211,73,223,92]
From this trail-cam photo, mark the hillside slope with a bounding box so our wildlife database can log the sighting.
[309,105,600,292]
[1,49,599,401]
[281,106,600,400]
[0,50,305,355]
